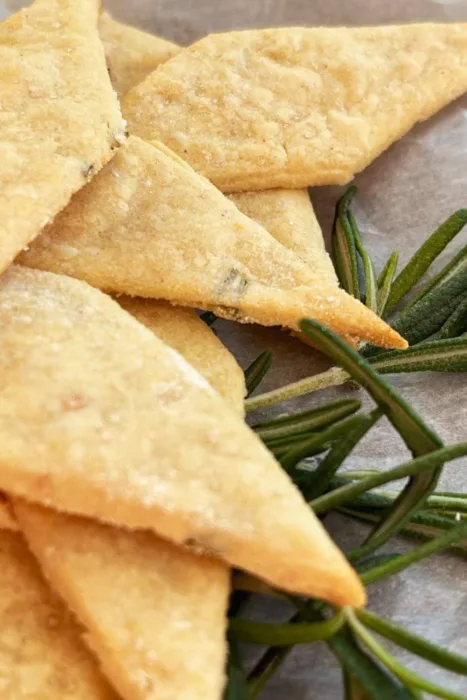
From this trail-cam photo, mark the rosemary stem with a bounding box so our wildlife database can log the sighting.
[361,521,467,585]
[244,366,349,413]
[345,608,467,700]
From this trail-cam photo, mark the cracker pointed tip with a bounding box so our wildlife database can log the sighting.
[333,570,367,609]
[377,325,408,350]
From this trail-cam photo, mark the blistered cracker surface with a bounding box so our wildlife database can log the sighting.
[20,136,405,349]
[230,189,337,283]
[99,12,180,96]
[16,503,229,700]
[118,297,245,413]
[0,0,125,274]
[0,265,365,606]
[0,529,117,699]
[123,24,467,192]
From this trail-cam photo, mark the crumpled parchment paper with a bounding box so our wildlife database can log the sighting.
[3,0,467,696]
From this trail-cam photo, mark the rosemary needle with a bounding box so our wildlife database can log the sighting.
[385,209,467,316]
[244,348,274,397]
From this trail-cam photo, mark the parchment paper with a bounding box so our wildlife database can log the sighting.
[3,0,467,697]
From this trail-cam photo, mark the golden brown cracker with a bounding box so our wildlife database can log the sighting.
[0,496,17,531]
[118,297,245,413]
[20,137,405,349]
[0,0,125,274]
[16,503,229,700]
[99,12,180,95]
[0,528,116,699]
[97,13,336,287]
[0,265,365,606]
[123,25,467,191]
[230,189,337,283]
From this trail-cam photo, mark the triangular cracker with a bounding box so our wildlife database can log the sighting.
[16,503,229,700]
[97,18,340,322]
[0,528,117,699]
[13,299,239,700]
[118,297,245,413]
[99,12,180,95]
[95,23,338,294]
[230,189,337,284]
[20,136,405,349]
[12,296,238,700]
[0,265,364,606]
[0,0,125,274]
[123,25,467,191]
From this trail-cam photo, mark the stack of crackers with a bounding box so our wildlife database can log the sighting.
[1,2,467,697]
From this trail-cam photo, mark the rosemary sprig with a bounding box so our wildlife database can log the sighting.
[390,272,467,347]
[339,506,467,554]
[224,642,249,700]
[244,335,467,411]
[377,251,399,316]
[300,319,446,552]
[331,186,361,298]
[233,327,467,699]
[253,397,360,444]
[350,210,378,312]
[429,296,467,341]
[356,608,467,675]
[230,611,344,646]
[345,608,467,700]
[371,337,467,373]
[360,521,467,584]
[384,209,467,316]
[245,189,467,413]
[277,414,365,472]
[244,349,274,397]
[309,443,467,515]
[229,187,467,700]
[299,408,382,501]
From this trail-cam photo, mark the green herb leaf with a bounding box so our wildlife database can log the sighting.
[355,554,400,574]
[343,670,373,700]
[406,242,467,312]
[329,627,419,699]
[429,296,467,342]
[391,277,467,347]
[377,251,399,317]
[371,337,467,374]
[339,506,467,555]
[350,211,378,312]
[332,187,361,297]
[230,612,344,646]
[299,318,446,556]
[224,643,250,700]
[245,367,349,413]
[247,640,294,698]
[356,609,467,676]
[310,443,467,515]
[299,319,441,453]
[385,209,467,316]
[254,398,361,444]
[244,349,274,397]
[300,409,381,501]
[360,521,467,585]
[277,414,366,472]
[345,609,467,700]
